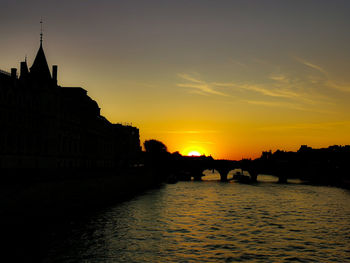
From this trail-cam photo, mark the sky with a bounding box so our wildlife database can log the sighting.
[1,0,350,160]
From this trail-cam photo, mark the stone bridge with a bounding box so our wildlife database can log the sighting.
[169,156,287,183]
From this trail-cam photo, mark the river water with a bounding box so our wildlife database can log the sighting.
[44,174,350,262]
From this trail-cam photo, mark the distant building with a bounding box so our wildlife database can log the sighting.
[298,145,312,153]
[260,150,272,160]
[0,38,141,171]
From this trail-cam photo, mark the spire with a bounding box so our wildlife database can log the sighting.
[40,18,43,45]
[30,19,51,81]
[30,45,51,80]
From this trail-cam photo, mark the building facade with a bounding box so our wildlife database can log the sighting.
[0,41,141,171]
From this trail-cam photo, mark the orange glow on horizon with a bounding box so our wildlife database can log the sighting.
[187,151,201,156]
[181,146,208,157]
[138,118,350,161]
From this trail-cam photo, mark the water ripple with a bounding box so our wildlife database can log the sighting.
[45,177,350,262]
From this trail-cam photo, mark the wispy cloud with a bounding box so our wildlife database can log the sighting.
[177,73,229,97]
[258,120,350,132]
[245,100,306,110]
[178,74,330,110]
[326,80,350,93]
[245,100,335,113]
[295,57,350,93]
[212,81,306,100]
[177,60,348,112]
[177,73,203,84]
[178,70,322,103]
[269,74,289,83]
[295,57,328,75]
[241,84,301,99]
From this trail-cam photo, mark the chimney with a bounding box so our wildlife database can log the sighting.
[52,65,57,84]
[20,62,28,79]
[11,68,17,79]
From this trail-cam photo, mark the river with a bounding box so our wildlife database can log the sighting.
[41,173,350,262]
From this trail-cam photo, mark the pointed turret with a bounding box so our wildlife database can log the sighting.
[30,19,52,85]
[30,43,51,81]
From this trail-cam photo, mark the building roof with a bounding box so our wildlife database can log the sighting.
[30,43,51,80]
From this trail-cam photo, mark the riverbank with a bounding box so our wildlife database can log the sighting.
[0,167,166,262]
[0,167,161,217]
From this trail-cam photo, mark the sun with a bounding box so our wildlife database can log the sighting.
[187,150,201,156]
[182,146,208,157]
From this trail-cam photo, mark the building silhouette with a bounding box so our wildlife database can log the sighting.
[0,37,141,172]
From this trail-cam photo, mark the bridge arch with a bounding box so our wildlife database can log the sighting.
[201,169,240,181]
[199,167,242,182]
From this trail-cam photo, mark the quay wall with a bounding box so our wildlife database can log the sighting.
[0,168,159,216]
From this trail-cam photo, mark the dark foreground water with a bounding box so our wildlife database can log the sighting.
[38,174,350,262]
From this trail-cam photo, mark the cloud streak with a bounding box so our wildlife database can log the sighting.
[212,81,320,105]
[245,100,335,113]
[177,59,349,112]
[177,73,229,97]
[258,120,350,132]
[295,57,328,75]
[295,57,350,93]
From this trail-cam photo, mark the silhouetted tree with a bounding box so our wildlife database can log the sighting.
[143,139,170,182]
[144,139,168,154]
[171,151,182,159]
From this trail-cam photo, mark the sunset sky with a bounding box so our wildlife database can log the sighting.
[1,0,350,160]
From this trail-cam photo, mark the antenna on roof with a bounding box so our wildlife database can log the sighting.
[40,18,43,45]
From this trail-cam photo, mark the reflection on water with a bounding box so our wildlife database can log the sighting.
[202,169,222,181]
[202,169,280,183]
[45,177,350,262]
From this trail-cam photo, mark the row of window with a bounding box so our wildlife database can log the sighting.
[0,156,115,169]
[0,131,133,157]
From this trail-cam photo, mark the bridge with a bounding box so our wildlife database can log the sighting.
[166,156,281,183]
[147,146,350,186]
